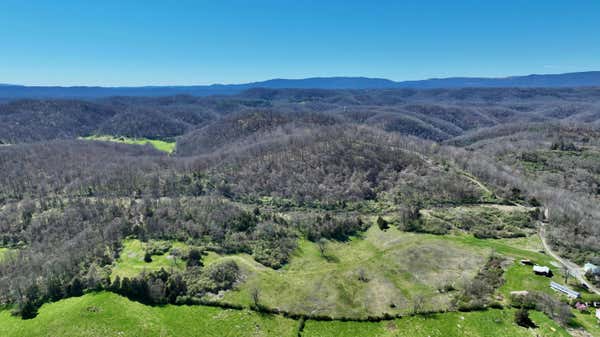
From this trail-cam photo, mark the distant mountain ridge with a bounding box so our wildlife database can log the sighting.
[2,71,600,98]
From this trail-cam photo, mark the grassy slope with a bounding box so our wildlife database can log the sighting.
[303,309,569,337]
[572,311,600,337]
[2,230,595,336]
[0,247,9,262]
[0,292,574,337]
[111,239,188,279]
[422,204,536,236]
[443,234,575,301]
[46,216,598,335]
[207,226,490,318]
[82,135,176,153]
[0,292,297,337]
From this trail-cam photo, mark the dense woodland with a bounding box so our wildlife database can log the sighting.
[0,87,599,319]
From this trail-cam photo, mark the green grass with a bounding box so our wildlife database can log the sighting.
[82,135,176,154]
[450,233,600,298]
[0,292,297,337]
[500,261,559,299]
[443,233,556,266]
[2,231,595,336]
[0,247,12,262]
[421,204,536,237]
[0,292,575,337]
[111,239,188,279]
[302,309,570,337]
[206,226,490,318]
[571,310,600,337]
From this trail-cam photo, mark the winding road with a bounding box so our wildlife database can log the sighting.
[538,222,600,295]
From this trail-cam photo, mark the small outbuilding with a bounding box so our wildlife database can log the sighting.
[533,265,552,276]
[584,263,600,274]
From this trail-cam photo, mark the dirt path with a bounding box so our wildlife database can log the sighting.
[538,223,600,295]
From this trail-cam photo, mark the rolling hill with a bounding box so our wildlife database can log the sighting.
[2,71,600,99]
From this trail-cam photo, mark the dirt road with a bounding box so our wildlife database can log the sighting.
[539,223,600,295]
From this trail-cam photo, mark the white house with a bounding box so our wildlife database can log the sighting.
[584,263,599,274]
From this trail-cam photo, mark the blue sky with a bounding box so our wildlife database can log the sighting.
[1,0,599,86]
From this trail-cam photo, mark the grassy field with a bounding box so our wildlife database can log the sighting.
[0,292,576,337]
[0,292,298,337]
[111,239,189,279]
[500,260,559,298]
[82,135,176,153]
[206,226,490,318]
[78,223,599,336]
[302,309,569,337]
[420,204,536,237]
[571,310,600,337]
[443,234,556,265]
[3,232,597,336]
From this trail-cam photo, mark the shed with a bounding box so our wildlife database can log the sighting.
[533,265,551,276]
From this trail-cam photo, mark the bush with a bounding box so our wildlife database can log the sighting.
[511,291,573,326]
[251,222,296,269]
[186,260,240,295]
[146,240,172,256]
[377,216,389,231]
[186,248,203,267]
[297,213,368,242]
[65,278,84,297]
[14,284,42,319]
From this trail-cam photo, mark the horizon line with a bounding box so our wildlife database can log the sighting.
[3,70,600,88]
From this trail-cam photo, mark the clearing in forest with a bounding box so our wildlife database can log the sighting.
[81,135,176,153]
[206,226,490,318]
[111,239,189,279]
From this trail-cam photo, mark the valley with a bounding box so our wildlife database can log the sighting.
[0,88,599,336]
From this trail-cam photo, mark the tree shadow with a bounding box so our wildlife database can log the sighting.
[323,254,340,263]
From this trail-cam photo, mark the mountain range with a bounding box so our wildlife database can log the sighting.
[2,71,600,99]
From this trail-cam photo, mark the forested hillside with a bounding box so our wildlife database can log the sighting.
[3,88,600,145]
[0,87,599,336]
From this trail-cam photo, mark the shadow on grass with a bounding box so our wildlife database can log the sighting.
[323,254,340,263]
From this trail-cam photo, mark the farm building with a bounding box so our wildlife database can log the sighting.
[533,265,552,276]
[550,281,580,298]
[584,263,600,274]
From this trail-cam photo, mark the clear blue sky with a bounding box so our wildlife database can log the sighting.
[1,0,599,86]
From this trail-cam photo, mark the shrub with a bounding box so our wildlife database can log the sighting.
[146,240,172,255]
[377,216,389,231]
[296,213,368,242]
[186,248,203,267]
[186,260,240,295]
[251,222,296,268]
